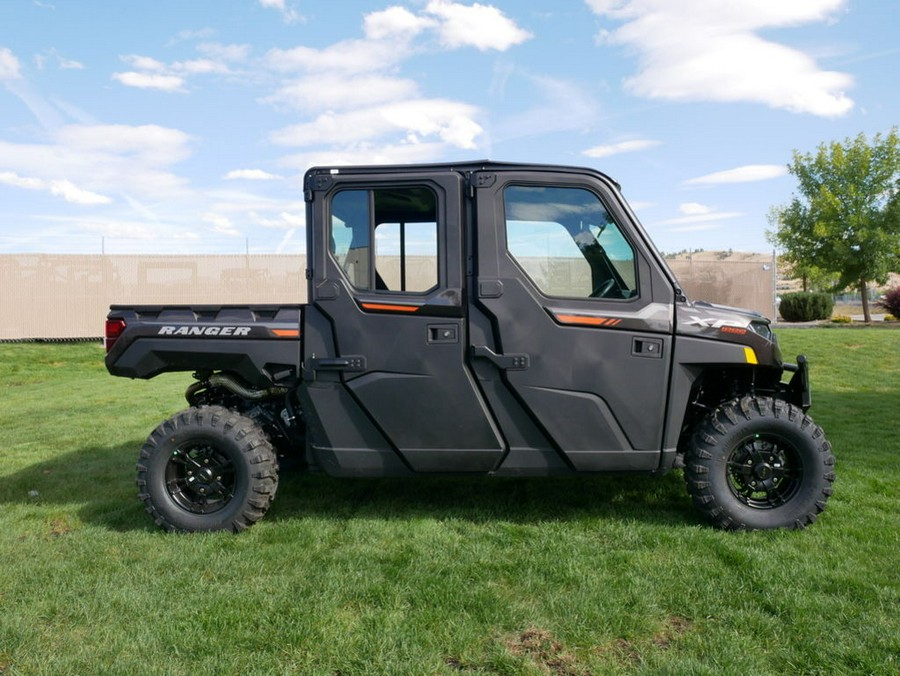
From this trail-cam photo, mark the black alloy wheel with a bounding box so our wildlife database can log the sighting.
[725,433,803,510]
[685,396,835,530]
[137,406,278,533]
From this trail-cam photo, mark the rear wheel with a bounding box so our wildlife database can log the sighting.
[136,406,278,533]
[685,396,835,530]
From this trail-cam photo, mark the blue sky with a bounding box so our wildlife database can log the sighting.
[0,0,897,255]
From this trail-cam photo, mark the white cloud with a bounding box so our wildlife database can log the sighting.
[259,3,531,165]
[582,138,660,158]
[114,47,241,92]
[277,142,453,170]
[35,49,84,71]
[588,0,854,117]
[0,47,22,79]
[679,202,712,216]
[266,39,407,75]
[167,28,217,46]
[49,179,113,205]
[224,169,283,181]
[197,42,251,63]
[253,211,305,230]
[112,71,186,92]
[495,74,600,143]
[0,124,193,201]
[656,210,741,226]
[56,124,192,165]
[264,1,530,75]
[57,56,84,70]
[0,171,43,190]
[364,6,435,40]
[258,0,303,24]
[425,1,532,51]
[121,54,167,72]
[684,164,788,185]
[0,171,112,205]
[172,58,230,75]
[271,99,483,150]
[203,213,242,237]
[263,74,420,113]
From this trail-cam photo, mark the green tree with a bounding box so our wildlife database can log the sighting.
[769,129,900,322]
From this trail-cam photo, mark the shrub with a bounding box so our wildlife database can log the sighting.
[831,315,852,324]
[778,292,835,322]
[876,286,900,318]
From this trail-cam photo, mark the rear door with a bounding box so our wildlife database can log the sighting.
[470,169,675,471]
[305,169,504,473]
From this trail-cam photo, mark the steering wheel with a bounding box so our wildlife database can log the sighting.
[591,278,615,298]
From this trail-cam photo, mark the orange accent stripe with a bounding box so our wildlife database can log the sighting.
[361,302,420,313]
[555,313,622,327]
[271,329,300,338]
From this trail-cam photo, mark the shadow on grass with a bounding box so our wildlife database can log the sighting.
[269,471,695,528]
[0,441,157,532]
[6,387,890,533]
[0,440,696,531]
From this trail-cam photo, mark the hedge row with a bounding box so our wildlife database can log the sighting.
[779,292,835,322]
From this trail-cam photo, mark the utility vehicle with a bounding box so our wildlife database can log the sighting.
[105,161,835,532]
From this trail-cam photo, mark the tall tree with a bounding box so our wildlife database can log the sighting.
[769,129,900,322]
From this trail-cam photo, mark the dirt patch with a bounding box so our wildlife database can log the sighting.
[444,657,468,671]
[596,616,693,667]
[48,518,75,538]
[505,628,586,676]
[651,615,693,650]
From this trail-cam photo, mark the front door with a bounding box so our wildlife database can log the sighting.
[305,170,504,473]
[470,170,675,471]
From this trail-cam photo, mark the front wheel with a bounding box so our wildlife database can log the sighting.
[684,396,835,530]
[136,406,279,533]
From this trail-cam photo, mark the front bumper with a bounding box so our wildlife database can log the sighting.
[781,354,812,411]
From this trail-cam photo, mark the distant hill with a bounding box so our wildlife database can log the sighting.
[661,250,773,263]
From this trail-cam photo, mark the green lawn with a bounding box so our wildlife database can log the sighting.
[0,330,897,674]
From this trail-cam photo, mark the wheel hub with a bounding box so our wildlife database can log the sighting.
[753,463,774,481]
[726,435,802,509]
[166,443,236,514]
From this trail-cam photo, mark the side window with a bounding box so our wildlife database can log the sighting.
[331,187,438,293]
[504,185,637,299]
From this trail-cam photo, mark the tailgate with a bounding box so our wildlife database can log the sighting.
[105,305,303,388]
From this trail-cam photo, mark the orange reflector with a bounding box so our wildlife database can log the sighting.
[554,313,622,327]
[271,329,300,338]
[720,325,748,335]
[360,302,420,313]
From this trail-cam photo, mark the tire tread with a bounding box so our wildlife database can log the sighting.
[136,405,279,533]
[684,395,835,530]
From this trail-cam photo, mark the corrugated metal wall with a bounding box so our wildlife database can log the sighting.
[0,254,776,340]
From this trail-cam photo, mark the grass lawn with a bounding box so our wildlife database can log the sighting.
[0,329,897,674]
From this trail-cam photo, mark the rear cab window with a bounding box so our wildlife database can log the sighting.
[331,187,438,294]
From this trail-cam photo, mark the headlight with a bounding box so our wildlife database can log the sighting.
[748,320,774,342]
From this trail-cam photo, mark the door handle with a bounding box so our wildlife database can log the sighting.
[632,337,663,359]
[310,355,367,371]
[471,345,530,370]
[427,324,458,344]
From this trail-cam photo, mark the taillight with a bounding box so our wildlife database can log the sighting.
[105,318,126,353]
